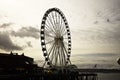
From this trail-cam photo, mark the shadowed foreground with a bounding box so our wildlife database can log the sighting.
[1,53,120,80]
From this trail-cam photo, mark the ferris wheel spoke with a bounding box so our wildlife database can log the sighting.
[58,13,64,32]
[60,26,65,36]
[57,13,62,35]
[45,33,55,38]
[53,45,58,65]
[48,14,55,27]
[57,47,60,66]
[63,41,68,46]
[53,12,58,33]
[63,46,69,57]
[49,12,58,33]
[58,46,62,66]
[62,31,67,36]
[60,45,66,66]
[45,25,53,33]
[62,43,69,57]
[50,44,56,65]
[51,45,56,63]
[42,61,46,67]
[52,12,58,32]
[54,46,58,65]
[46,19,52,29]
[46,40,54,44]
[54,45,58,66]
[61,44,67,65]
[54,11,58,25]
[58,16,63,35]
[59,15,65,31]
[61,24,66,35]
[59,48,63,66]
[50,45,56,64]
[44,29,56,37]
[47,43,55,57]
[59,21,64,34]
[57,12,62,36]
[51,12,58,31]
[47,15,55,27]
[64,37,68,39]
[45,37,53,41]
[60,19,64,31]
[46,19,57,34]
[57,46,61,66]
[64,37,68,40]
[44,31,54,36]
[59,46,62,66]
[45,23,56,35]
[62,48,66,64]
[54,12,62,35]
[47,14,58,33]
[45,23,53,32]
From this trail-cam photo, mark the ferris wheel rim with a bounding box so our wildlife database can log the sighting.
[40,8,71,67]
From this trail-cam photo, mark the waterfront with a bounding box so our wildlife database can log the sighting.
[98,73,120,80]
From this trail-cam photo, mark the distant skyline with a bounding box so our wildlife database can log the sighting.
[0,0,120,68]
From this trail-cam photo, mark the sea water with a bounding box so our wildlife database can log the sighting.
[98,73,120,80]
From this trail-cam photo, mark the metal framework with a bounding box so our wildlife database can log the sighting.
[40,8,71,68]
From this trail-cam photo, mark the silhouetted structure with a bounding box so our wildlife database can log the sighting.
[0,52,43,80]
[40,8,72,68]
[117,58,120,65]
[0,52,37,73]
[0,52,99,80]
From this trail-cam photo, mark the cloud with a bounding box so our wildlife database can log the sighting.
[11,26,39,39]
[0,23,12,28]
[72,53,120,57]
[0,32,22,51]
[27,41,32,47]
[0,26,39,51]
[73,25,120,44]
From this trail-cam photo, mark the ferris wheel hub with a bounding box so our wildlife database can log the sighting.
[54,36,63,41]
[54,36,64,46]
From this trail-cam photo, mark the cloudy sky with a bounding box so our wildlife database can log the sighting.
[0,0,120,68]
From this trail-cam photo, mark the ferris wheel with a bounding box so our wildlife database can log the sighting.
[40,8,71,68]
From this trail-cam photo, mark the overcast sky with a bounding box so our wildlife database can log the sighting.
[0,0,120,68]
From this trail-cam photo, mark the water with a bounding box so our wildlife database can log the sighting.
[98,73,120,80]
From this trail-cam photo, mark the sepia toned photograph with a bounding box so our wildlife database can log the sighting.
[0,0,120,80]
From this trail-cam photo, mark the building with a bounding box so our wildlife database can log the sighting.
[0,52,40,75]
